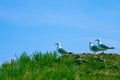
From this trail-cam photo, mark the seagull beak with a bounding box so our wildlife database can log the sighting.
[95,39,98,41]
[55,43,57,45]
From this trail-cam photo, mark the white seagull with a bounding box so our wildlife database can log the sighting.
[55,42,73,56]
[89,41,101,54]
[95,38,115,53]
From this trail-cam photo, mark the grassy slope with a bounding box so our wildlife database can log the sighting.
[0,52,120,80]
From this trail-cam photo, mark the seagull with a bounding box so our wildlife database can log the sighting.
[89,41,101,54]
[95,38,115,53]
[55,42,73,56]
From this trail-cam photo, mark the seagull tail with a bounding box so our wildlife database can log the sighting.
[68,52,74,54]
[109,47,115,49]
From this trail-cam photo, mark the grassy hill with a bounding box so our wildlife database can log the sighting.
[0,52,120,80]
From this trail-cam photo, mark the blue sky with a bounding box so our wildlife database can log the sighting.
[0,0,120,64]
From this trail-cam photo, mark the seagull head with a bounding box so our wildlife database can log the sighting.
[95,38,102,44]
[89,41,92,44]
[89,41,94,47]
[55,42,61,46]
[95,38,101,41]
[55,42,62,48]
[89,41,94,45]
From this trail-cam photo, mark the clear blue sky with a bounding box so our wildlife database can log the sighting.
[0,0,120,64]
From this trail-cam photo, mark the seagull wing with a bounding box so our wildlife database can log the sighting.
[99,44,110,49]
[91,45,101,52]
[58,48,68,54]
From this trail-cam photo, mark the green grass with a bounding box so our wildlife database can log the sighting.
[0,52,120,80]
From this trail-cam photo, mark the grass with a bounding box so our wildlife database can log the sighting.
[0,52,120,80]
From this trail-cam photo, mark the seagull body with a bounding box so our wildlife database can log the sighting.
[55,42,73,56]
[95,39,115,52]
[89,41,101,53]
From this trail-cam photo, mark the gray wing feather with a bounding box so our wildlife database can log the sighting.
[58,48,68,54]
